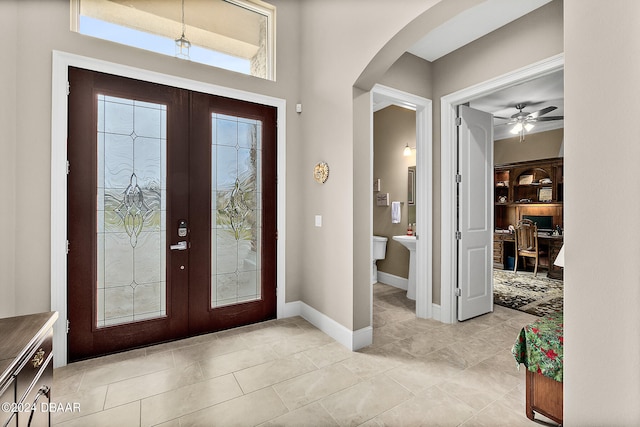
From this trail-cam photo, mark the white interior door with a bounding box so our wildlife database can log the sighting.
[457,105,493,321]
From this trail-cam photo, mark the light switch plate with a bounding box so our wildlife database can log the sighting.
[315,215,322,227]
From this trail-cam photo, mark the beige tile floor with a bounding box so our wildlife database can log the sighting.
[52,284,560,426]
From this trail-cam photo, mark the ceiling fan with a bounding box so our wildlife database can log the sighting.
[497,103,564,142]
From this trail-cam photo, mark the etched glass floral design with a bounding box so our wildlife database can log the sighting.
[114,173,152,247]
[212,113,262,308]
[96,95,167,327]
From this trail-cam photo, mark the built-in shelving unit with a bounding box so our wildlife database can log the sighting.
[494,157,564,231]
[493,157,564,278]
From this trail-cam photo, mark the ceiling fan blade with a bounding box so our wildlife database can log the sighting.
[493,116,511,120]
[528,106,557,119]
[535,116,564,121]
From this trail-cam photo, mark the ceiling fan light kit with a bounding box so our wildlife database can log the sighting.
[510,122,535,135]
[501,103,563,142]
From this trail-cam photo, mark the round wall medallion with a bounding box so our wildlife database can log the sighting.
[313,161,330,184]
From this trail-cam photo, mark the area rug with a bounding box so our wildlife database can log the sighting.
[493,269,563,317]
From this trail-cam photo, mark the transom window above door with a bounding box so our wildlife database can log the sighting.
[71,0,276,80]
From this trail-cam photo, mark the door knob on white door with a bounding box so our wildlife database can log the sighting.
[170,241,188,251]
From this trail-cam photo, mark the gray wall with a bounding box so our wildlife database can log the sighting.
[564,0,640,422]
[494,128,564,165]
[0,1,18,317]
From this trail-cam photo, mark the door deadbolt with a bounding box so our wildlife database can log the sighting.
[178,220,188,237]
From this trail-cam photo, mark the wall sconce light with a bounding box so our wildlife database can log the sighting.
[403,143,415,156]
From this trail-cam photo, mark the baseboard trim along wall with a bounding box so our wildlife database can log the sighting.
[377,272,442,322]
[431,304,441,322]
[281,301,372,350]
[377,271,408,290]
[281,299,441,350]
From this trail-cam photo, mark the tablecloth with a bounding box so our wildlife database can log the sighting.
[512,311,563,382]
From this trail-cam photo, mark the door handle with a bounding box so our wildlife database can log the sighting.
[170,241,188,251]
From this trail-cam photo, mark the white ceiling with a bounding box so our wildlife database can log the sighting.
[397,0,563,140]
[468,70,563,140]
[407,0,553,62]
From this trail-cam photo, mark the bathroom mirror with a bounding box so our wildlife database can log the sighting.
[408,166,416,224]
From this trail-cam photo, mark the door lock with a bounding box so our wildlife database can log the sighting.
[178,220,188,237]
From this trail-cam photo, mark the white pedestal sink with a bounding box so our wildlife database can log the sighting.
[392,235,416,300]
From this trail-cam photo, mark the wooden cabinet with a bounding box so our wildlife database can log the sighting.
[494,157,564,232]
[493,233,511,269]
[0,312,57,427]
[494,158,564,276]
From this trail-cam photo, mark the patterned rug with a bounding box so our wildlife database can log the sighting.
[493,269,563,317]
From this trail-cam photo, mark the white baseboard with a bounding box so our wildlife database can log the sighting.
[431,304,441,322]
[281,301,372,350]
[377,271,408,290]
[280,300,302,318]
[280,299,442,350]
[378,273,443,323]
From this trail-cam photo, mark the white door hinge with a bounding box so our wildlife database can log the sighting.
[455,173,462,183]
[66,319,70,334]
[455,288,462,297]
[455,117,462,126]
[455,231,462,240]
[66,240,70,254]
[66,160,70,175]
[67,81,70,96]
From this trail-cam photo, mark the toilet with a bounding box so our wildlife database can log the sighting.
[372,236,388,285]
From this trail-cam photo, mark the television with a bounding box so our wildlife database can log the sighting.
[522,215,554,231]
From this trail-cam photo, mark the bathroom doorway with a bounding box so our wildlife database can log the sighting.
[370,84,432,327]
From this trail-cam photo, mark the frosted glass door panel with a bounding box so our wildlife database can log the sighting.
[212,114,262,308]
[97,94,167,327]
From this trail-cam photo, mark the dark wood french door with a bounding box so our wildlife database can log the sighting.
[67,68,276,362]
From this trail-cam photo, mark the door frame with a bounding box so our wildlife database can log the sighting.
[439,53,564,324]
[51,51,287,367]
[370,84,432,321]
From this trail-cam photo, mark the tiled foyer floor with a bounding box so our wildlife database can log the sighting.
[52,284,559,426]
